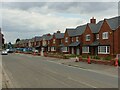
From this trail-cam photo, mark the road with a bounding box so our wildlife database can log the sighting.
[2,53,118,88]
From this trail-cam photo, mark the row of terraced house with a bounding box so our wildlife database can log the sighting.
[16,16,120,57]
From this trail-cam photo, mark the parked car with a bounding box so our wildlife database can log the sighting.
[6,49,14,53]
[1,50,8,55]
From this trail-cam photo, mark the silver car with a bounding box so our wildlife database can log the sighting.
[1,50,8,55]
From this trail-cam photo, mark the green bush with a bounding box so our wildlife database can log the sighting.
[82,55,87,58]
[118,59,120,66]
[93,56,101,60]
[104,56,112,60]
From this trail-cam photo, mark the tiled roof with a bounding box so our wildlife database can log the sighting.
[54,33,64,39]
[35,36,42,41]
[42,34,53,40]
[90,40,100,46]
[106,16,120,30]
[66,28,76,37]
[75,24,87,36]
[88,20,103,33]
[59,43,64,47]
[69,41,80,47]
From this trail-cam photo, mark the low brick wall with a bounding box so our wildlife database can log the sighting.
[79,57,115,66]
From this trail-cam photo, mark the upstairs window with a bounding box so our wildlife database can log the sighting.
[65,37,68,43]
[102,32,108,39]
[48,41,50,44]
[98,46,110,54]
[76,37,79,42]
[86,34,90,41]
[72,37,74,42]
[53,39,56,44]
[96,34,99,40]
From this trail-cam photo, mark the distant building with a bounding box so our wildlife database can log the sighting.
[0,28,5,50]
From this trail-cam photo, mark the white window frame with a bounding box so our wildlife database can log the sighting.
[96,34,99,40]
[51,47,56,51]
[53,39,56,44]
[62,47,69,52]
[48,41,50,44]
[65,37,68,43]
[48,47,50,51]
[82,46,89,53]
[61,40,62,44]
[102,32,108,39]
[76,37,79,42]
[72,37,74,42]
[86,34,90,41]
[98,46,110,54]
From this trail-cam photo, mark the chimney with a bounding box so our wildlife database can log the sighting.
[47,33,51,36]
[57,30,60,33]
[90,17,96,24]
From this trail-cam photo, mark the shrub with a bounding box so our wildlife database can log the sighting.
[118,59,120,66]
[104,56,112,60]
[82,55,87,58]
[93,56,101,60]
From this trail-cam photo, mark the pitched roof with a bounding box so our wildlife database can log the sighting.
[42,34,53,40]
[106,16,120,30]
[75,24,87,36]
[66,28,76,37]
[35,36,42,41]
[90,40,100,46]
[54,33,64,39]
[88,20,103,33]
[69,41,80,47]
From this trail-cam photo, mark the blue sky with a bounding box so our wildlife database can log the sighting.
[0,1,119,43]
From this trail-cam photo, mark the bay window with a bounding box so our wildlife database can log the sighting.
[98,46,110,54]
[51,47,56,51]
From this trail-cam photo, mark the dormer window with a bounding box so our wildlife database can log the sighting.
[86,34,90,41]
[65,37,68,43]
[102,32,108,39]
[76,37,79,42]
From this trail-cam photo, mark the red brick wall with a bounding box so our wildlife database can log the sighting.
[98,20,114,55]
[82,24,94,45]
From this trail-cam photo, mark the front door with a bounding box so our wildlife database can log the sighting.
[72,47,74,54]
[95,47,98,55]
[76,47,80,55]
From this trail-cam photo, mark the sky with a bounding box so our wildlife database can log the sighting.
[0,0,119,43]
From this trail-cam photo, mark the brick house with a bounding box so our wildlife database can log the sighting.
[0,28,4,49]
[97,16,120,57]
[61,28,75,54]
[82,16,120,57]
[34,36,42,52]
[61,25,86,55]
[48,31,64,53]
[41,34,53,52]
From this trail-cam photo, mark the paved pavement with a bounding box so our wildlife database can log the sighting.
[2,53,119,88]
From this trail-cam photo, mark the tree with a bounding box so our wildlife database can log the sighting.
[16,38,20,44]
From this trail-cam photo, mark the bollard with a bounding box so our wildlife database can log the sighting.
[79,56,82,61]
[115,58,118,67]
[87,56,91,64]
[75,56,78,62]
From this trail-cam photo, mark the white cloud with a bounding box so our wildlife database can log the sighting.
[1,2,118,43]
[2,8,87,43]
